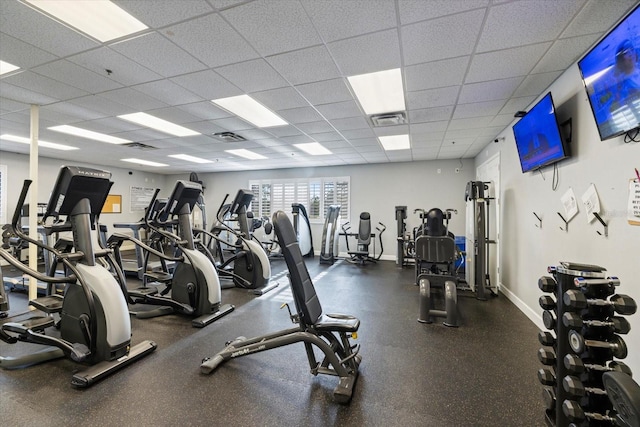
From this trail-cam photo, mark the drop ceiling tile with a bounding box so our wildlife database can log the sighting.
[280,135,314,144]
[466,43,552,83]
[0,97,29,114]
[70,95,134,117]
[209,0,248,10]
[361,153,389,162]
[133,79,204,105]
[453,100,505,119]
[458,77,523,104]
[176,101,233,120]
[113,0,214,28]
[405,57,469,91]
[330,116,370,131]
[499,96,537,115]
[476,0,583,53]
[111,33,206,78]
[212,116,255,131]
[0,1,98,57]
[222,0,322,56]
[447,117,491,130]
[341,128,376,139]
[295,121,335,134]
[0,33,57,69]
[264,125,302,138]
[3,71,88,101]
[215,59,288,93]
[277,107,324,124]
[513,71,562,97]
[348,137,379,147]
[252,87,310,111]
[353,144,383,154]
[561,0,637,38]
[100,88,168,111]
[411,148,439,160]
[45,102,110,121]
[410,120,449,133]
[398,0,489,25]
[236,129,274,140]
[327,29,401,76]
[445,129,483,139]
[411,134,444,147]
[408,106,454,123]
[171,70,242,101]
[311,131,344,142]
[67,47,164,86]
[407,86,460,110]
[163,13,259,68]
[295,79,354,105]
[267,45,341,86]
[373,125,409,137]
[315,101,363,120]
[302,0,396,43]
[402,9,485,65]
[321,140,351,149]
[532,34,600,74]
[75,117,143,133]
[478,125,508,136]
[146,107,203,125]
[32,60,123,93]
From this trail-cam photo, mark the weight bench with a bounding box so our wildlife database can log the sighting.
[201,210,361,403]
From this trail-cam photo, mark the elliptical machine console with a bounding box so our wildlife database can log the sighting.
[0,166,157,386]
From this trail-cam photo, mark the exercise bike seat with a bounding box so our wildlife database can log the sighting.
[314,313,360,333]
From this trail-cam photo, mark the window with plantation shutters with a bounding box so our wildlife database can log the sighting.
[248,177,349,224]
[249,183,260,217]
[0,165,6,225]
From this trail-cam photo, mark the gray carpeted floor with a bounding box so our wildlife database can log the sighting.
[1,259,544,426]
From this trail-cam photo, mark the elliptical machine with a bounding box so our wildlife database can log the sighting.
[0,166,157,386]
[200,189,276,295]
[108,180,234,327]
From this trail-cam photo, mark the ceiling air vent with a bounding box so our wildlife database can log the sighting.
[369,111,407,127]
[123,142,158,150]
[213,131,246,142]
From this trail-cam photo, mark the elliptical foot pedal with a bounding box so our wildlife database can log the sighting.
[29,295,64,313]
[192,304,234,328]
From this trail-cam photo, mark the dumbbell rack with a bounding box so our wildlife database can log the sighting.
[538,262,635,427]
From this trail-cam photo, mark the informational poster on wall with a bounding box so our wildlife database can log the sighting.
[130,186,156,212]
[628,179,640,226]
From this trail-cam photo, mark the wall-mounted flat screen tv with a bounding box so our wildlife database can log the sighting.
[513,92,569,173]
[577,5,640,141]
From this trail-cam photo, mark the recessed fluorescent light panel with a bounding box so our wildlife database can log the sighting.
[0,60,20,75]
[23,0,148,42]
[225,149,267,160]
[121,158,168,167]
[168,154,212,164]
[378,134,410,151]
[212,95,287,128]
[1,134,78,151]
[294,142,332,155]
[118,112,200,137]
[49,125,131,144]
[347,68,405,115]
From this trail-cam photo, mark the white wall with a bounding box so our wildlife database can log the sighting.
[0,151,168,231]
[476,64,640,374]
[173,159,475,260]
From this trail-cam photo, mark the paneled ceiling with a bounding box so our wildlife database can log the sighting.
[0,0,636,174]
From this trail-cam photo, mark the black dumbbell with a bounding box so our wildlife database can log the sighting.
[563,354,632,376]
[539,276,557,293]
[562,312,631,334]
[538,367,556,386]
[563,290,637,315]
[542,387,555,410]
[543,310,557,330]
[538,348,555,366]
[562,400,617,423]
[568,330,628,359]
[563,375,608,398]
[539,295,556,310]
[538,331,555,346]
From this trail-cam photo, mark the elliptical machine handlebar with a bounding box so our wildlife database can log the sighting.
[142,188,185,244]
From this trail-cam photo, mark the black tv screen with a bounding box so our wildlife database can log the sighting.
[513,93,568,173]
[578,5,640,141]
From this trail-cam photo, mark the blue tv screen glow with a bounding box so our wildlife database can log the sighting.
[513,93,568,173]
[578,5,640,141]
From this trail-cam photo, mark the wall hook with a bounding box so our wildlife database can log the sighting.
[557,212,568,232]
[593,212,608,237]
[533,212,542,229]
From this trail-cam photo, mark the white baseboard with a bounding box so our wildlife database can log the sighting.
[500,283,544,331]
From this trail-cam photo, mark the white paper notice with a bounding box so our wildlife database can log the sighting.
[629,180,640,225]
[561,187,578,221]
[581,184,601,223]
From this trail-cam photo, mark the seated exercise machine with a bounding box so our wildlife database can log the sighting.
[341,212,386,265]
[108,180,234,328]
[319,205,341,265]
[0,166,156,386]
[395,205,415,267]
[416,208,460,327]
[198,189,276,295]
[201,210,362,403]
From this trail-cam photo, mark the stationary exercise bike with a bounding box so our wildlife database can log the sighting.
[0,166,157,386]
[108,180,234,328]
